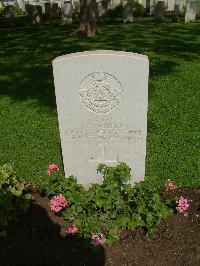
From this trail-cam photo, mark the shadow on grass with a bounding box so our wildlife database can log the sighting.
[0,19,200,109]
[0,195,105,266]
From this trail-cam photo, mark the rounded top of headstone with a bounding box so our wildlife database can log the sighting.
[52,50,148,64]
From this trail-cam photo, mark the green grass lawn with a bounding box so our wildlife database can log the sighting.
[0,18,200,187]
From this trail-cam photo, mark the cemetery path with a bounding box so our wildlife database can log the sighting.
[0,188,199,266]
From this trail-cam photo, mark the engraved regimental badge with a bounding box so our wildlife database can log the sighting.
[79,71,123,114]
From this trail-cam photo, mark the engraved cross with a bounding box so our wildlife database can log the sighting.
[90,144,118,164]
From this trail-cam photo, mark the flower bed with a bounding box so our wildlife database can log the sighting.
[41,162,190,247]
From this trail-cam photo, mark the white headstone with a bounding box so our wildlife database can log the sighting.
[53,51,149,188]
[96,0,105,18]
[167,0,175,10]
[185,0,196,22]
[61,1,73,23]
[150,0,155,15]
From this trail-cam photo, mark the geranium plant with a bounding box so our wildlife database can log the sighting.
[45,163,175,246]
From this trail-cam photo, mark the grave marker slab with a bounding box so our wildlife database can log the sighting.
[123,0,134,23]
[53,51,149,187]
[154,1,165,22]
[185,0,196,21]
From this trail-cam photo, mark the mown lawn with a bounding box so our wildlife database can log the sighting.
[0,18,200,187]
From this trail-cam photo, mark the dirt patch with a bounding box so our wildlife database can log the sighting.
[0,188,199,266]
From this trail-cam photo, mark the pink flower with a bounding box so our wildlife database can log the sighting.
[67,225,78,234]
[91,233,106,246]
[47,163,59,175]
[176,196,189,213]
[165,179,177,190]
[50,195,68,213]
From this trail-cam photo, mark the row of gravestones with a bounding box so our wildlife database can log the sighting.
[15,0,122,24]
[121,0,199,23]
[153,0,198,22]
[2,0,199,25]
[140,0,186,12]
[1,0,115,25]
[19,1,74,24]
[18,0,137,24]
[139,0,200,15]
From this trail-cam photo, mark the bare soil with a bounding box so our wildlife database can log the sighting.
[0,188,199,266]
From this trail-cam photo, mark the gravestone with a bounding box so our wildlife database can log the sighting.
[123,0,133,22]
[154,1,165,22]
[150,0,155,15]
[96,0,105,19]
[106,0,121,10]
[167,0,175,10]
[138,0,147,8]
[174,0,180,14]
[31,2,45,14]
[17,0,26,12]
[44,2,51,17]
[52,51,149,187]
[25,4,43,24]
[51,2,60,19]
[61,1,73,23]
[185,0,196,21]
[73,0,80,18]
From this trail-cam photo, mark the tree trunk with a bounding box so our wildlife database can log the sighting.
[77,0,97,36]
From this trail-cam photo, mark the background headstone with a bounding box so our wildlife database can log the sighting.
[167,0,175,10]
[53,51,149,188]
[96,0,105,19]
[51,2,60,19]
[44,2,51,17]
[138,0,147,8]
[26,4,43,24]
[154,1,165,22]
[185,0,196,21]
[174,0,181,14]
[123,0,134,22]
[30,2,45,14]
[61,0,73,23]
[150,0,155,15]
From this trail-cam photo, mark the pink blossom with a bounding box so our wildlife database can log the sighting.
[47,163,60,175]
[176,196,189,213]
[67,225,78,234]
[50,195,68,213]
[165,179,177,190]
[91,233,106,246]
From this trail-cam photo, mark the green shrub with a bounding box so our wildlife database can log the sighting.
[0,164,31,230]
[133,1,146,16]
[107,4,123,19]
[45,163,174,246]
